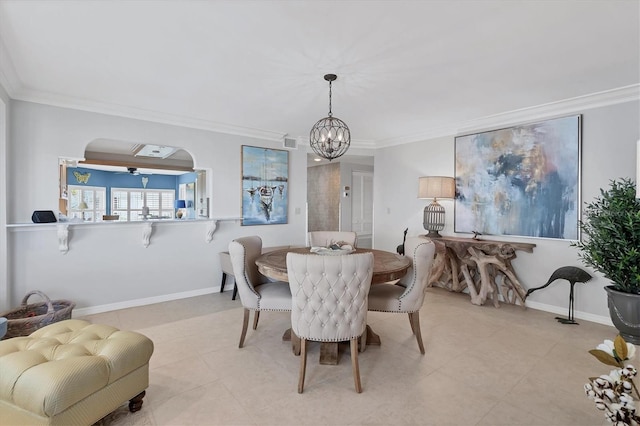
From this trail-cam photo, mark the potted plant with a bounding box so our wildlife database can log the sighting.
[573,178,640,343]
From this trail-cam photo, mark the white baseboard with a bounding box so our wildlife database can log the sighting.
[525,300,613,327]
[73,287,221,317]
[74,286,613,328]
[433,285,614,327]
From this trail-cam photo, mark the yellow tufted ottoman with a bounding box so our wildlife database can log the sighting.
[0,319,154,425]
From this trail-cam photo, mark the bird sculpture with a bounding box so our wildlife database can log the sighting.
[396,228,408,255]
[524,266,592,325]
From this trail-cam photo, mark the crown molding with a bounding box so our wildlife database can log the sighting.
[456,84,640,135]
[2,58,637,149]
[351,139,377,150]
[375,123,460,148]
[10,85,381,148]
[9,86,376,150]
[377,84,640,148]
[9,88,289,142]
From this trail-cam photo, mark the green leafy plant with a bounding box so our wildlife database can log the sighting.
[585,335,639,424]
[573,178,640,294]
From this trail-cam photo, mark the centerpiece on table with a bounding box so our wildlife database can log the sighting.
[310,241,355,255]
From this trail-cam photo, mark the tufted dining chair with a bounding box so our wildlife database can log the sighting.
[229,236,292,348]
[308,231,358,248]
[287,252,374,393]
[367,236,436,354]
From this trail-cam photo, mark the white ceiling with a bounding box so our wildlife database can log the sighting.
[0,0,638,148]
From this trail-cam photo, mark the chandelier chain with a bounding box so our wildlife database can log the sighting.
[328,80,332,117]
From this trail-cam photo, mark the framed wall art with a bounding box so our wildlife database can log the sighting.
[241,145,289,226]
[454,115,581,240]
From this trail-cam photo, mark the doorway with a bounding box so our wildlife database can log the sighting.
[350,171,373,248]
[306,154,374,247]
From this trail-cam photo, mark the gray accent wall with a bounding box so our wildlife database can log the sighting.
[374,101,640,322]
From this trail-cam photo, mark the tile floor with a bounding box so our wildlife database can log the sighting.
[82,287,617,426]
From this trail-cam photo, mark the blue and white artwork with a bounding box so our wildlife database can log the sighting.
[454,115,580,240]
[241,146,289,226]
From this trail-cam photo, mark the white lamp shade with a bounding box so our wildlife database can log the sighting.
[418,176,455,199]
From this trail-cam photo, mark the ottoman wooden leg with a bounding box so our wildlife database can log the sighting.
[129,390,146,413]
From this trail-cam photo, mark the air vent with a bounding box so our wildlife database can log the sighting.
[283,138,297,149]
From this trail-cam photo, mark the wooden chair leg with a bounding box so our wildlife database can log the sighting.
[351,338,362,393]
[409,312,425,354]
[298,338,307,393]
[408,312,416,335]
[220,273,227,293]
[253,311,260,330]
[232,283,238,300]
[239,308,250,348]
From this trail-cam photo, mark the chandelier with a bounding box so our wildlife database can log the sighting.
[309,74,351,161]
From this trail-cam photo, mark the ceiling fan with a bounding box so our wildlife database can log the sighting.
[112,167,141,175]
[116,167,150,188]
[116,167,147,175]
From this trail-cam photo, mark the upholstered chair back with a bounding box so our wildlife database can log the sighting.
[308,231,358,248]
[229,236,270,309]
[394,237,436,312]
[366,236,435,355]
[287,252,373,342]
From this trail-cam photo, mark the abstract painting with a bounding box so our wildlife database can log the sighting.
[241,145,289,225]
[454,115,581,240]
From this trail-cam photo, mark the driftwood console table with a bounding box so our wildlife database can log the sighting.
[427,236,536,308]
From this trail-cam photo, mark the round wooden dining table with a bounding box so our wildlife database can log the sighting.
[255,247,412,285]
[255,247,412,365]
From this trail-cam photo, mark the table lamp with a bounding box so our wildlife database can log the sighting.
[79,201,88,221]
[175,199,186,219]
[418,176,455,238]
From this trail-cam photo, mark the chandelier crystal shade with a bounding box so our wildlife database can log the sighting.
[309,74,351,161]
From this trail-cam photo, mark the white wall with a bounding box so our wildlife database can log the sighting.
[5,100,307,312]
[0,84,9,310]
[374,101,640,323]
[3,95,638,321]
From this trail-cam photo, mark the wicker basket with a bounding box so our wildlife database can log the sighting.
[0,290,75,339]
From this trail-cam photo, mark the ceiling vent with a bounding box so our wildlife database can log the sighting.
[283,137,297,149]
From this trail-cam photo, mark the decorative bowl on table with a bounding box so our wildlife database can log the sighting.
[310,244,355,255]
